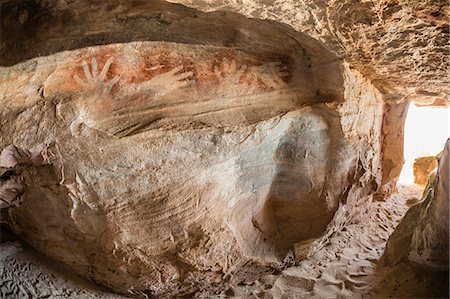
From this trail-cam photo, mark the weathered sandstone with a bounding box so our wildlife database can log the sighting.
[0,1,388,296]
[171,0,450,106]
[0,0,448,297]
[413,155,438,186]
[383,139,449,271]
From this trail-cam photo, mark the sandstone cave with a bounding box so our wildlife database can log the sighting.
[0,0,449,298]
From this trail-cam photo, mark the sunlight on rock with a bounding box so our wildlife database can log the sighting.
[399,104,450,185]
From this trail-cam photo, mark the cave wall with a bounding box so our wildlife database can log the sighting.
[168,0,450,191]
[0,49,384,299]
[1,0,445,297]
[3,0,448,107]
[380,101,409,189]
[382,139,449,271]
[170,0,449,106]
[0,1,391,296]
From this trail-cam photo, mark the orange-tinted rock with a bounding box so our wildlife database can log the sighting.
[413,156,438,186]
[0,36,384,299]
[172,0,450,107]
[2,0,445,297]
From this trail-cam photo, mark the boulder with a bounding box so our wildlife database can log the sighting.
[413,156,438,186]
[0,0,391,296]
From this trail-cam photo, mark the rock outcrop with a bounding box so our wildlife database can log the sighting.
[0,1,389,296]
[413,155,438,186]
[0,0,447,297]
[171,0,450,106]
[382,139,449,271]
[170,0,449,190]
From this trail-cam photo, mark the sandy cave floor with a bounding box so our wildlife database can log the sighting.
[0,184,448,298]
[231,184,448,298]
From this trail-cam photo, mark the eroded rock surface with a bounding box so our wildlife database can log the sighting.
[383,139,449,271]
[0,144,63,209]
[0,0,447,297]
[0,238,126,298]
[413,155,438,186]
[0,2,388,296]
[171,0,449,106]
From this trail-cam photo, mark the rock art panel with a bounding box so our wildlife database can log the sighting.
[0,4,386,297]
[66,48,291,137]
[170,0,449,106]
[0,0,447,297]
[17,42,343,139]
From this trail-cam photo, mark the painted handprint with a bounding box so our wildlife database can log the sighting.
[135,66,194,97]
[73,57,120,96]
[71,56,194,138]
[214,58,289,97]
[73,56,193,99]
[69,53,290,138]
[214,58,248,96]
[215,58,247,84]
[249,62,289,90]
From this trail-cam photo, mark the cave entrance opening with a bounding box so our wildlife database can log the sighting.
[398,103,450,186]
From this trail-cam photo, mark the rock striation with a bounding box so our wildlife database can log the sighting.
[382,139,449,271]
[0,1,389,296]
[0,0,447,297]
[171,0,450,106]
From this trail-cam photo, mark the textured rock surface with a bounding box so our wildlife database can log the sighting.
[0,1,389,296]
[232,185,446,298]
[0,0,448,297]
[413,155,438,186]
[0,50,383,296]
[2,0,449,105]
[379,101,409,189]
[0,240,125,298]
[5,186,447,298]
[170,0,449,106]
[168,0,450,190]
[383,139,449,271]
